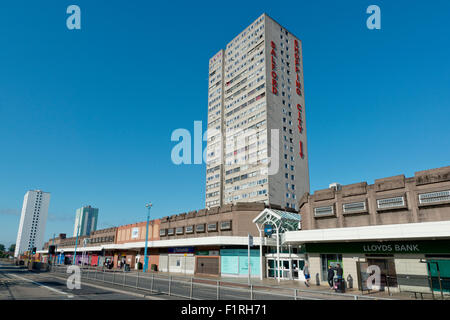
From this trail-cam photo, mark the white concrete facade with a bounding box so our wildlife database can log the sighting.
[206,13,310,209]
[14,190,50,257]
[283,220,450,243]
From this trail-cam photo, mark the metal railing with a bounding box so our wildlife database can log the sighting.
[50,265,390,300]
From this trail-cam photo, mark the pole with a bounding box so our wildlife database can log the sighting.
[143,202,152,273]
[288,244,292,280]
[248,234,251,286]
[73,224,80,265]
[276,227,280,282]
[436,263,444,300]
[259,228,263,281]
[50,234,55,266]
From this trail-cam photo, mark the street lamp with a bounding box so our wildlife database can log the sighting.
[73,224,81,265]
[143,202,152,273]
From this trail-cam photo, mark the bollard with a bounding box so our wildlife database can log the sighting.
[151,273,154,292]
[168,276,172,296]
[217,281,220,300]
[136,271,139,288]
[190,277,193,300]
[294,289,297,300]
[354,295,358,300]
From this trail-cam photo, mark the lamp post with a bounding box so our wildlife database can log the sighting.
[143,202,152,273]
[73,224,81,265]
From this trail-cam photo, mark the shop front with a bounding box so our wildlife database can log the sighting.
[304,239,450,294]
[160,247,195,274]
[220,248,260,278]
[195,248,220,276]
[265,252,306,280]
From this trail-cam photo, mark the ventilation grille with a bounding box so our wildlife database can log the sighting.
[377,196,405,209]
[419,190,450,204]
[314,205,334,217]
[343,201,366,213]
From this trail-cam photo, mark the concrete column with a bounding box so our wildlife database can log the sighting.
[342,255,362,290]
[308,253,321,285]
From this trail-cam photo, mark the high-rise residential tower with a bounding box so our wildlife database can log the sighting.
[205,13,310,209]
[73,205,99,237]
[14,190,51,257]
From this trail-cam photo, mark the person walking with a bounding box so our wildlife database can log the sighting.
[327,265,335,289]
[303,262,311,287]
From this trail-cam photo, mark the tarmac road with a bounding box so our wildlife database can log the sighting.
[0,261,172,300]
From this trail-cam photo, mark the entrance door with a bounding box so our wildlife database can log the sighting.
[196,257,219,275]
[291,259,305,280]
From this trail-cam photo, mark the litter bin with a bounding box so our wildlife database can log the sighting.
[151,264,157,272]
[334,277,346,293]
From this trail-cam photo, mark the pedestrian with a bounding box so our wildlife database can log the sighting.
[327,265,335,289]
[335,263,344,292]
[336,264,343,279]
[303,262,311,287]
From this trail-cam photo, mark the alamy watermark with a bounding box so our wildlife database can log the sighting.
[366,5,381,30]
[170,121,280,175]
[66,265,81,289]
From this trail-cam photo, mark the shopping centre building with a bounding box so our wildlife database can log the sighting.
[284,165,450,293]
[39,165,450,295]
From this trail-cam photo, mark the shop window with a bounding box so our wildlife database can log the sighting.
[320,254,343,282]
[366,257,398,288]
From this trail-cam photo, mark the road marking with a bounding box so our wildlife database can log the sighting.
[8,273,69,297]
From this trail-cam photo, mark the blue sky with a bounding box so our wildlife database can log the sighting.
[0,0,449,247]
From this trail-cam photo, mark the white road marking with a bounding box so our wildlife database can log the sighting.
[8,273,69,297]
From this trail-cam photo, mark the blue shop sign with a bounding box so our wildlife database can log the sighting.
[168,247,194,254]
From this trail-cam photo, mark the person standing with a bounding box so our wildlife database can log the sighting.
[327,265,335,288]
[336,264,343,279]
[335,264,344,292]
[303,262,311,287]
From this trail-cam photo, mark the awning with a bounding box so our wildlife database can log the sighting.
[253,208,301,234]
[283,220,450,244]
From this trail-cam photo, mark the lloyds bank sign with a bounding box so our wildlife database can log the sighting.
[305,240,450,255]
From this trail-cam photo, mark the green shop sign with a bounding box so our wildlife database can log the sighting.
[304,240,450,255]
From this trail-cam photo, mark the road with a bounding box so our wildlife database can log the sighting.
[0,262,174,300]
